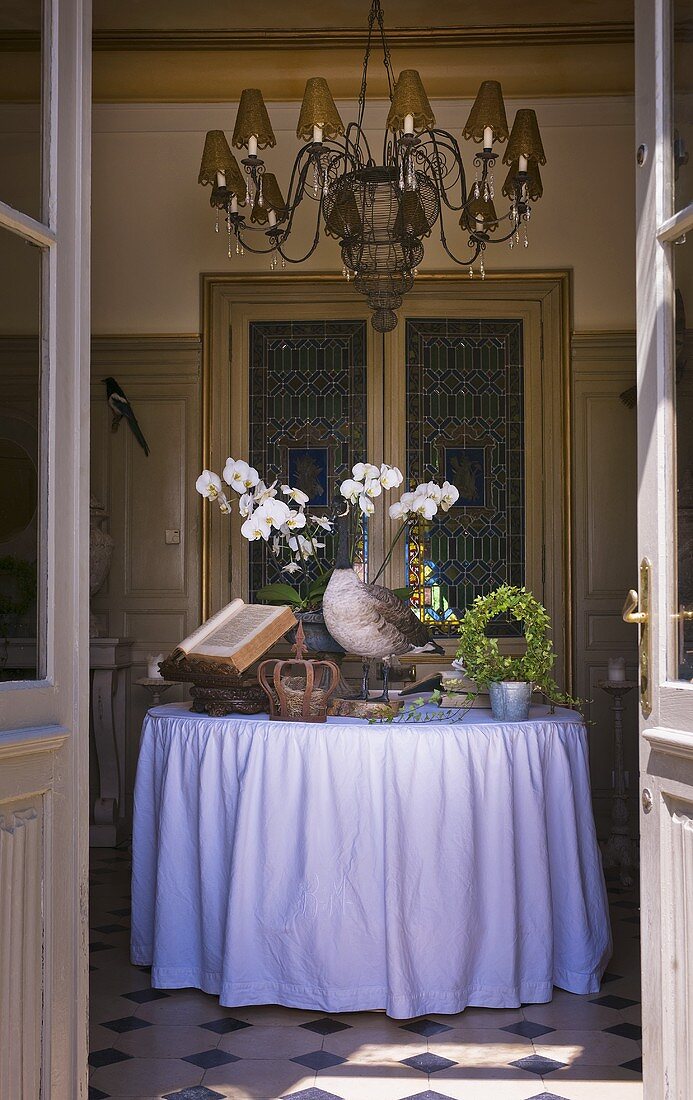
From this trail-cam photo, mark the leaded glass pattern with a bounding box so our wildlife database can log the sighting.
[248,320,367,595]
[405,317,525,637]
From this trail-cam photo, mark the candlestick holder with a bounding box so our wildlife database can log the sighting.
[598,678,638,886]
[135,677,177,708]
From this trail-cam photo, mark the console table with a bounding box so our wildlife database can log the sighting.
[90,637,134,847]
[131,703,611,1019]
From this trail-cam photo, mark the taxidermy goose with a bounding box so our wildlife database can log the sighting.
[322,509,443,700]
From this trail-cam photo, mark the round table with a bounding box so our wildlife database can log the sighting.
[131,703,611,1019]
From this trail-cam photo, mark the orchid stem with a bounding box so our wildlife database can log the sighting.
[370,521,408,585]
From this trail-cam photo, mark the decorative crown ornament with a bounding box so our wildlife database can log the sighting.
[257,622,340,722]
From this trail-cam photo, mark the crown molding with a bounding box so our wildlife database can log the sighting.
[0,23,635,53]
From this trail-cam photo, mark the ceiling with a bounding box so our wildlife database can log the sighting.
[0,0,636,101]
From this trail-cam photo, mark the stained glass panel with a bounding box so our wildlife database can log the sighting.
[405,317,525,637]
[248,320,368,595]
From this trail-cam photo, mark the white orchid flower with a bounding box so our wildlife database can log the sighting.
[289,533,324,556]
[418,481,442,503]
[254,479,278,504]
[440,481,460,511]
[362,478,382,499]
[312,515,333,531]
[283,509,307,532]
[223,458,260,493]
[238,492,254,518]
[339,478,364,503]
[281,484,310,506]
[281,561,302,575]
[259,499,292,529]
[352,461,380,482]
[389,499,410,520]
[358,493,376,516]
[240,512,272,541]
[411,493,438,521]
[195,470,223,500]
[380,464,404,489]
[218,495,232,515]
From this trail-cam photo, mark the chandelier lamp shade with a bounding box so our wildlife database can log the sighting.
[197,0,546,331]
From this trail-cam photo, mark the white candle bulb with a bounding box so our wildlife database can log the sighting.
[248,135,258,157]
[519,154,528,173]
[404,113,415,135]
[608,657,626,682]
[268,209,277,226]
[313,124,323,144]
[216,170,226,188]
[483,126,493,151]
[230,194,238,214]
[475,214,484,233]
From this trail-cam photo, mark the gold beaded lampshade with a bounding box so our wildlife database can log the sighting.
[460,196,499,233]
[232,89,277,150]
[250,173,286,224]
[325,187,362,238]
[502,159,543,202]
[462,81,509,143]
[393,190,430,238]
[504,109,546,165]
[296,77,345,141]
[386,70,436,132]
[198,130,238,186]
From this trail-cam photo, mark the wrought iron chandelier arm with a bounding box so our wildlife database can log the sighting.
[274,193,327,265]
[412,136,469,213]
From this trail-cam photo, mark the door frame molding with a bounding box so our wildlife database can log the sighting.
[200,269,572,689]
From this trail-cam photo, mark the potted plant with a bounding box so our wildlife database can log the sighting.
[455,584,580,721]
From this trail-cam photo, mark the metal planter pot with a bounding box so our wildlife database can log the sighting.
[488,680,533,722]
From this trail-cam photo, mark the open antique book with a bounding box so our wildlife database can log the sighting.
[170,599,297,675]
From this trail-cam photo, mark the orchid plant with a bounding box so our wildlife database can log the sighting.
[196,456,460,610]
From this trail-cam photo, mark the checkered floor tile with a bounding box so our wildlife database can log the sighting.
[89,854,643,1099]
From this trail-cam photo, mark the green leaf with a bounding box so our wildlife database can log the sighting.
[255,582,304,607]
[305,569,333,601]
[391,586,413,600]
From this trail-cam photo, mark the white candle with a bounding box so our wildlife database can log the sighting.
[519,154,528,173]
[216,170,226,188]
[475,214,484,233]
[147,653,164,680]
[483,126,493,151]
[268,209,277,226]
[404,113,415,135]
[230,194,238,214]
[248,135,258,157]
[312,123,323,144]
[608,657,626,682]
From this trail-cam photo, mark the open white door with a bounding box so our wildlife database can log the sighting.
[0,0,91,1095]
[635,2,693,1097]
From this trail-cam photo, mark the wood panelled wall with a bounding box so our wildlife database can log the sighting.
[90,337,201,811]
[572,332,638,835]
[84,330,638,835]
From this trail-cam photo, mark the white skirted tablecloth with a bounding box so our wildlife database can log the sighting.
[131,702,611,1019]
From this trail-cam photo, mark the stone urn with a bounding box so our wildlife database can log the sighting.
[89,496,114,637]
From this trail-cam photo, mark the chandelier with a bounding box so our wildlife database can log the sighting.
[197,0,546,332]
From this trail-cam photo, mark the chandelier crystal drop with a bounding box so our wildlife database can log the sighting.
[197,0,545,332]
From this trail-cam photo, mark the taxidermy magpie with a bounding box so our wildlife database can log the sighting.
[104,377,150,456]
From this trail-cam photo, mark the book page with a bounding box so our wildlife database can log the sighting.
[177,598,244,655]
[192,604,286,658]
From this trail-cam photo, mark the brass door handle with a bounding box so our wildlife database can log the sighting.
[623,589,648,625]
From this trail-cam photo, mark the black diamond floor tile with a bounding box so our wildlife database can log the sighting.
[183,1048,241,1069]
[108,907,131,917]
[200,1016,251,1034]
[291,1050,348,1071]
[397,1092,462,1100]
[401,1052,457,1074]
[88,1088,110,1100]
[509,1054,566,1075]
[163,1088,226,1100]
[621,1057,643,1074]
[282,1089,346,1100]
[522,1094,572,1100]
[92,924,127,934]
[101,1016,152,1034]
[88,1047,133,1069]
[123,987,170,1004]
[601,970,624,983]
[501,1020,556,1039]
[605,1022,643,1042]
[89,941,115,953]
[591,994,639,1009]
[400,1018,453,1037]
[300,1016,352,1035]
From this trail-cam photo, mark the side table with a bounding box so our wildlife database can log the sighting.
[135,678,177,707]
[598,678,638,886]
